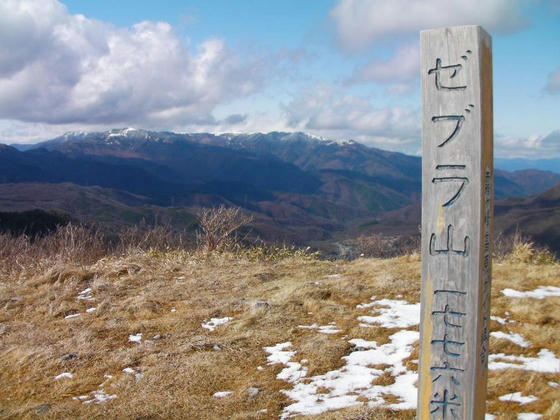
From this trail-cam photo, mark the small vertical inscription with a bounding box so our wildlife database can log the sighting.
[418,26,493,420]
[480,167,492,367]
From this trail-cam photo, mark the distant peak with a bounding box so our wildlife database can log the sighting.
[106,127,143,137]
[62,130,87,138]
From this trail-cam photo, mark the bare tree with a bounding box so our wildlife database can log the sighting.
[196,205,253,252]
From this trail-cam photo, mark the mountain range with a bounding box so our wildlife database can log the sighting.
[3,129,560,253]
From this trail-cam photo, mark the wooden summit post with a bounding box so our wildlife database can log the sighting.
[418,26,493,419]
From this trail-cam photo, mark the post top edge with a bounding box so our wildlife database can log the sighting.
[420,25,490,35]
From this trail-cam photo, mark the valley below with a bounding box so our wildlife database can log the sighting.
[2,130,560,257]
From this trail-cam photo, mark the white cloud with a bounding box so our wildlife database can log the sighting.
[496,130,560,158]
[544,68,560,94]
[283,84,420,152]
[0,0,264,127]
[350,43,419,84]
[331,0,530,51]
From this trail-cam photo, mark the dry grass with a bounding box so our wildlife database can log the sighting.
[0,231,558,419]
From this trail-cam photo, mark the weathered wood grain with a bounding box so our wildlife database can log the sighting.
[418,25,493,420]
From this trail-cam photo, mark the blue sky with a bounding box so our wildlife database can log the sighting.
[0,0,559,158]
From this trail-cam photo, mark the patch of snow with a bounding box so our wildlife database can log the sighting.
[86,307,97,313]
[77,288,94,301]
[128,333,142,343]
[517,414,542,420]
[277,362,308,383]
[264,342,307,384]
[356,296,377,309]
[298,323,319,329]
[489,349,560,372]
[55,372,73,380]
[485,415,496,420]
[73,395,89,401]
[264,342,296,365]
[65,313,80,319]
[82,389,117,404]
[326,274,341,278]
[170,307,176,312]
[202,317,233,331]
[357,299,420,328]
[490,331,531,347]
[257,408,267,413]
[213,391,233,398]
[502,286,560,299]
[498,392,538,405]
[548,381,559,388]
[123,367,142,381]
[491,315,515,325]
[257,366,264,371]
[297,323,342,334]
[100,374,113,387]
[279,330,419,418]
[318,326,342,334]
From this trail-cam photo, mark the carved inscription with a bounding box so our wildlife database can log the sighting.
[419,26,493,420]
[480,167,492,366]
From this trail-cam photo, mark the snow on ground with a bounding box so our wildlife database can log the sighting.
[263,293,558,418]
[213,391,233,398]
[318,324,342,334]
[489,349,560,372]
[490,315,515,324]
[357,298,420,328]
[498,392,538,405]
[264,342,295,365]
[86,307,97,313]
[77,287,94,301]
[202,317,233,331]
[128,333,142,343]
[264,342,308,383]
[73,375,117,405]
[502,286,560,299]
[64,313,80,319]
[278,330,419,418]
[55,372,73,380]
[297,322,342,334]
[490,331,531,347]
[123,367,142,381]
[517,414,542,420]
[264,296,421,418]
[81,389,117,404]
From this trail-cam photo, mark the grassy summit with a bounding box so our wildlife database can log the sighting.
[0,228,558,419]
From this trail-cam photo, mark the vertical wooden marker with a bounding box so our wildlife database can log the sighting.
[418,26,493,420]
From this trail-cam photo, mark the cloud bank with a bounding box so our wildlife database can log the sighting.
[330,0,530,51]
[496,130,560,158]
[284,84,420,152]
[0,0,262,127]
